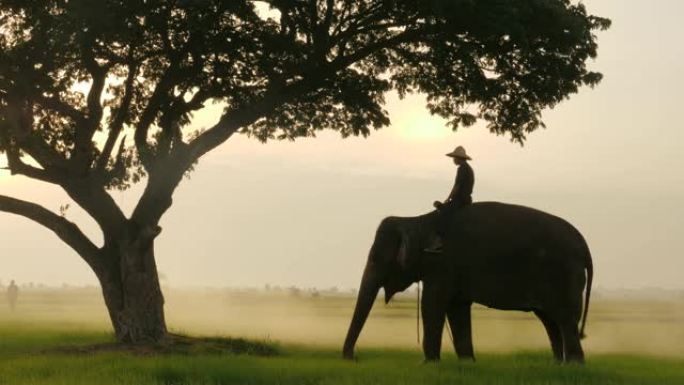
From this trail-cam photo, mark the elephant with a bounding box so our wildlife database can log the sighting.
[342,202,593,363]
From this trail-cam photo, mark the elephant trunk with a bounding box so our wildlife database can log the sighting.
[343,263,381,359]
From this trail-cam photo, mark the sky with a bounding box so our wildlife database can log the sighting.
[1,0,683,291]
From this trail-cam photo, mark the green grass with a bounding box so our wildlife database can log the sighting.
[0,324,683,385]
[1,289,683,384]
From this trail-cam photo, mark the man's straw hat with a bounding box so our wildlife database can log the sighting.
[446,146,472,160]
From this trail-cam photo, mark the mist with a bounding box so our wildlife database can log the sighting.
[2,286,683,358]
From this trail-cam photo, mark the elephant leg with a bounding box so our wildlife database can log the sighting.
[534,310,563,362]
[421,283,448,362]
[447,303,475,361]
[559,319,585,364]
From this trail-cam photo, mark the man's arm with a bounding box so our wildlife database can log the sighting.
[446,184,460,202]
[435,167,462,208]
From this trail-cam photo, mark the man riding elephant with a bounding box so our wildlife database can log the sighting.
[425,145,475,253]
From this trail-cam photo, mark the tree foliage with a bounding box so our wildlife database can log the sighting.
[1,0,610,190]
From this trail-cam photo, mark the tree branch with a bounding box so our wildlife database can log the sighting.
[2,100,69,171]
[183,90,287,167]
[330,26,430,70]
[33,94,87,125]
[96,62,138,174]
[84,67,107,133]
[3,151,62,184]
[70,48,108,172]
[181,26,432,170]
[61,182,127,243]
[0,126,63,184]
[0,194,99,267]
[81,36,108,133]
[134,63,179,170]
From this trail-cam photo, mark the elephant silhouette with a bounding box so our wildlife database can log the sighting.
[343,202,592,364]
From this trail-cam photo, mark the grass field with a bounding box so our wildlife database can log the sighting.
[0,288,683,384]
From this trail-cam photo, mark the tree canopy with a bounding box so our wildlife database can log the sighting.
[1,0,610,190]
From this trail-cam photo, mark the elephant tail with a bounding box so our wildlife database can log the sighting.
[579,249,593,340]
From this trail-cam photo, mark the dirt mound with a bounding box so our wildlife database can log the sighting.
[42,333,279,357]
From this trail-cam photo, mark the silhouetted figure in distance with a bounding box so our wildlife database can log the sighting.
[6,280,18,311]
[425,146,475,253]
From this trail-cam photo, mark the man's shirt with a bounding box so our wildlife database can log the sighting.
[453,161,474,204]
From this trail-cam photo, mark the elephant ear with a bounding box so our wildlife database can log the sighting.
[396,229,417,272]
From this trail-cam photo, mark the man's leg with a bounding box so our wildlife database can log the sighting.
[424,202,458,253]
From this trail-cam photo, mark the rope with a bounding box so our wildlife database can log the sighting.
[416,281,421,345]
[415,281,456,347]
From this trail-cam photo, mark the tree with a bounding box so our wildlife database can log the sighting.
[0,0,610,343]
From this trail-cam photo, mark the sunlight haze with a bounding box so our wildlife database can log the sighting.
[1,0,682,292]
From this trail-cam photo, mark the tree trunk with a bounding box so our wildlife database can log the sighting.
[97,225,167,343]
